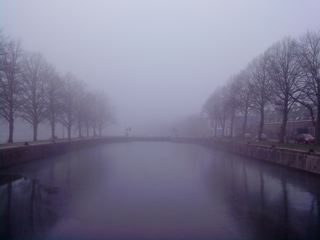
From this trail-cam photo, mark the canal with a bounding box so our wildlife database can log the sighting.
[1,142,320,240]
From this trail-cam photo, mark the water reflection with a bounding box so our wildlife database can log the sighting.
[1,142,320,239]
[205,151,320,239]
[0,175,59,239]
[0,147,109,240]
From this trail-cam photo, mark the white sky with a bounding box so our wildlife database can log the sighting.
[1,0,320,134]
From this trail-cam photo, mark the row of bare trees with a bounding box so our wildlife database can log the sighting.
[204,31,320,143]
[0,33,113,143]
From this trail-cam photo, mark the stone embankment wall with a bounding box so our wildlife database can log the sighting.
[202,139,320,175]
[0,137,128,168]
[2,136,320,175]
[0,136,175,168]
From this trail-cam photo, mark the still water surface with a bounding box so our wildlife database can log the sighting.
[1,142,320,240]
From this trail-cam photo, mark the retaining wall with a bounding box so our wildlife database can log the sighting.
[0,137,130,168]
[0,136,178,168]
[202,139,320,175]
[2,136,320,175]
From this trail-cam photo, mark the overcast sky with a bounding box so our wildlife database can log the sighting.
[1,0,319,134]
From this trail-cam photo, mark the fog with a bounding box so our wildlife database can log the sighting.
[2,2,320,238]
[1,0,320,137]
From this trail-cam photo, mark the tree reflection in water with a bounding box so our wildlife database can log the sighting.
[0,147,107,240]
[1,144,320,240]
[0,175,59,239]
[205,151,320,240]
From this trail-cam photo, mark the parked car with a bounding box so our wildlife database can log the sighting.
[295,133,315,144]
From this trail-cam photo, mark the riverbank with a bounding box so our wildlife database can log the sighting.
[202,138,320,175]
[0,136,177,168]
[0,137,124,168]
[2,136,320,175]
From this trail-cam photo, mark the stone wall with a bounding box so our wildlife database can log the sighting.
[0,136,177,168]
[202,139,320,175]
[2,136,320,175]
[0,137,129,168]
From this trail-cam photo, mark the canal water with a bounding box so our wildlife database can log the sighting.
[1,142,320,240]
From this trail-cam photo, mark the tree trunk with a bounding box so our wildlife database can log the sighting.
[93,126,97,137]
[316,86,320,144]
[33,122,38,141]
[67,125,71,140]
[86,125,89,137]
[242,108,248,136]
[316,109,320,144]
[221,118,226,137]
[279,109,288,143]
[78,123,82,138]
[51,121,56,139]
[214,119,217,137]
[8,115,14,143]
[230,108,235,137]
[258,106,264,141]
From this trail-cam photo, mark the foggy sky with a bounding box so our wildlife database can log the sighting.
[1,0,320,134]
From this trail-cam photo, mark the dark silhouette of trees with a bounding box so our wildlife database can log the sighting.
[249,53,272,141]
[204,86,232,137]
[73,81,86,138]
[20,53,48,141]
[94,92,113,136]
[296,31,320,143]
[0,32,113,143]
[82,92,94,137]
[0,36,23,143]
[225,77,241,137]
[204,31,320,143]
[236,70,252,136]
[45,66,63,140]
[268,38,301,143]
[60,74,79,140]
[84,92,113,137]
[203,90,221,136]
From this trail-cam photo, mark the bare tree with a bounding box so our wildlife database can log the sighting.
[268,38,301,143]
[74,82,86,138]
[94,92,113,136]
[90,94,99,137]
[203,91,219,136]
[82,92,94,137]
[60,73,82,140]
[0,37,23,143]
[20,53,48,141]
[204,87,230,137]
[296,31,320,142]
[0,32,5,117]
[225,78,241,137]
[1,31,115,143]
[249,53,272,141]
[45,66,63,140]
[236,70,253,136]
[219,88,230,137]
